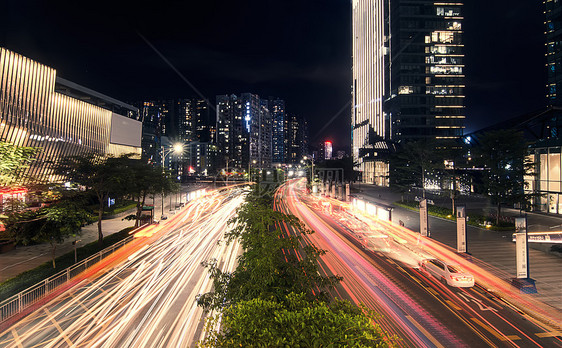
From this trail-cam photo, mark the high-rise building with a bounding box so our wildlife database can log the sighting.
[545,0,562,105]
[0,47,142,185]
[285,114,309,164]
[269,97,286,164]
[352,1,465,184]
[217,94,248,170]
[177,98,211,143]
[324,141,333,160]
[216,93,272,170]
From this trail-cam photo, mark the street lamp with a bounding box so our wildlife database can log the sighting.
[248,159,256,183]
[303,155,315,184]
[161,143,183,219]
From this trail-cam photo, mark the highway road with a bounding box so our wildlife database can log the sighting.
[275,179,562,348]
[0,187,246,348]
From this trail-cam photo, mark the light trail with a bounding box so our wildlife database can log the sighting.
[0,187,247,348]
[276,179,562,347]
[275,180,466,348]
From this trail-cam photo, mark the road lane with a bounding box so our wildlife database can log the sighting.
[277,179,562,348]
[0,187,246,348]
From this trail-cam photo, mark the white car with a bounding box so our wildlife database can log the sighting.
[419,259,475,287]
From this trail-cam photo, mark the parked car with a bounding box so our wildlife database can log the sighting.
[419,259,474,287]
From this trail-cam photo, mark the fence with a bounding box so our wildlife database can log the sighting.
[0,233,136,323]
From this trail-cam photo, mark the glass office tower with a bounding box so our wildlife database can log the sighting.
[545,0,562,105]
[0,47,141,185]
[352,0,465,184]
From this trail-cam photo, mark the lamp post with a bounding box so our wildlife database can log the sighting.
[225,157,236,186]
[248,159,256,183]
[303,155,314,184]
[161,143,183,219]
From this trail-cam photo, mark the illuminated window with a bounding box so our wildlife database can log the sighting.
[398,86,414,94]
[430,66,463,75]
[436,7,460,17]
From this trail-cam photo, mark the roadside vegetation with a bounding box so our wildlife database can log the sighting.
[389,130,537,223]
[0,227,134,301]
[197,186,396,347]
[394,201,515,231]
[1,153,179,269]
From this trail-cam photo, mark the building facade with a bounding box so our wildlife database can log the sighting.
[352,0,465,184]
[0,47,141,185]
[216,93,273,170]
[216,94,248,170]
[285,114,309,164]
[269,97,286,164]
[545,0,562,105]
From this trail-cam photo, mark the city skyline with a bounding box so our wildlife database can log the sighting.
[0,0,546,148]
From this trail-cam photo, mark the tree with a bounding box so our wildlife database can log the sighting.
[36,199,90,268]
[3,194,89,268]
[0,141,41,185]
[389,139,444,200]
[472,129,535,224]
[197,189,340,311]
[199,293,392,348]
[54,154,132,245]
[124,158,179,227]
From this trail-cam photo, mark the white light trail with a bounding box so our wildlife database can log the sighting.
[0,188,246,348]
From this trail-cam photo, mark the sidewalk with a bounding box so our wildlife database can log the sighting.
[355,183,562,310]
[0,183,208,284]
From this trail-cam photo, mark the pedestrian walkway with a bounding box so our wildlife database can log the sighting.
[355,183,562,310]
[0,183,208,284]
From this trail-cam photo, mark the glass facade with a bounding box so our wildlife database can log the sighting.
[388,1,465,141]
[527,147,562,213]
[352,0,465,184]
[545,0,562,105]
[0,47,141,185]
[352,0,388,183]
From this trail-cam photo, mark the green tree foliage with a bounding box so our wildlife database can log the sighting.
[4,194,89,268]
[197,189,341,311]
[389,139,444,199]
[36,199,90,268]
[53,154,132,245]
[120,158,179,227]
[199,293,391,348]
[472,129,535,224]
[0,141,41,185]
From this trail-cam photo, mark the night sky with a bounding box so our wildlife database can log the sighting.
[0,1,546,151]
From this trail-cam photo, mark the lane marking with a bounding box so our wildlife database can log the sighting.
[45,308,75,347]
[459,293,498,312]
[11,329,23,348]
[445,300,463,311]
[427,287,439,296]
[405,315,445,348]
[470,318,521,341]
[535,331,561,338]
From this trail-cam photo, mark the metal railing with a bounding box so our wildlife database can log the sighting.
[0,233,137,323]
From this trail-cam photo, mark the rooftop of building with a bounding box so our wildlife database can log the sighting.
[55,77,138,116]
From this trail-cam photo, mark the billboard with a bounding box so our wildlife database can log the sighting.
[110,113,142,147]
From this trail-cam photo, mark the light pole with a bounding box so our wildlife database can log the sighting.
[225,157,236,186]
[304,155,314,184]
[161,143,183,219]
[248,159,256,183]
